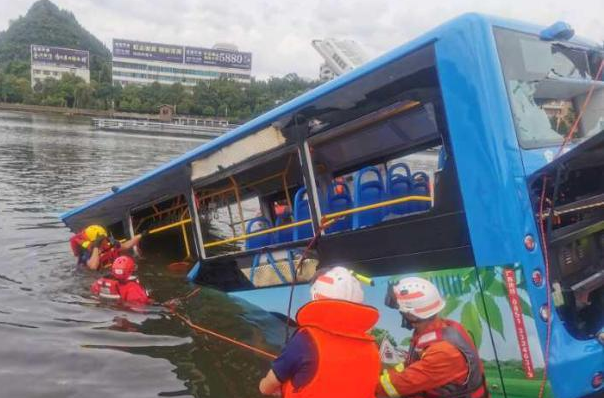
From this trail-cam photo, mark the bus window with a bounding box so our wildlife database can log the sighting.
[495,28,604,149]
[308,101,443,234]
[194,150,306,258]
[130,194,195,263]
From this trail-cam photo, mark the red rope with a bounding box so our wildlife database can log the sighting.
[536,59,604,398]
[174,312,277,360]
[284,217,336,343]
[537,176,552,398]
[556,59,604,158]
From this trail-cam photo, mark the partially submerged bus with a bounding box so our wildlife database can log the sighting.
[61,13,604,398]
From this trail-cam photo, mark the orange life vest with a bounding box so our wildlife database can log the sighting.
[282,299,381,398]
[407,319,489,398]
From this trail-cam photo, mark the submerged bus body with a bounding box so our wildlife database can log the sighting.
[61,14,604,398]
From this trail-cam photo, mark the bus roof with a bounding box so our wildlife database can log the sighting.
[60,13,592,231]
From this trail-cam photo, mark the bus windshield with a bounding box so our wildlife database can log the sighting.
[495,28,604,149]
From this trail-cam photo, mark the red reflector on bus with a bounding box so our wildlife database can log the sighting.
[592,372,603,389]
[532,270,543,287]
[524,234,536,251]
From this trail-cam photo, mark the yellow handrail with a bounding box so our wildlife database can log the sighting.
[203,219,313,248]
[148,219,192,235]
[323,195,431,221]
[203,195,432,248]
[144,195,432,248]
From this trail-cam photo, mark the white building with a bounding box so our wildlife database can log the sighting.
[311,38,368,81]
[112,39,252,87]
[30,45,90,88]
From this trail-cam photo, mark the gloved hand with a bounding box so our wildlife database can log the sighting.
[92,236,105,248]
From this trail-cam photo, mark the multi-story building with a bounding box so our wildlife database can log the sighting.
[112,39,252,87]
[311,38,368,81]
[30,45,90,88]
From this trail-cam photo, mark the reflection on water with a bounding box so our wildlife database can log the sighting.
[0,110,285,397]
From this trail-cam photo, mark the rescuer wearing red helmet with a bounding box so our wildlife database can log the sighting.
[90,256,151,305]
[70,225,146,271]
[376,277,489,398]
[259,266,381,398]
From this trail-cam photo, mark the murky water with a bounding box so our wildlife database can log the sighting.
[0,110,284,397]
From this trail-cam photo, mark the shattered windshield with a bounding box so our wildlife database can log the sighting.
[495,28,604,149]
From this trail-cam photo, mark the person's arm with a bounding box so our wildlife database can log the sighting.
[119,234,142,251]
[86,247,101,270]
[259,369,281,395]
[377,342,468,397]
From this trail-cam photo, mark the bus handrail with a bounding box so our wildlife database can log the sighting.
[143,195,432,248]
[203,195,432,249]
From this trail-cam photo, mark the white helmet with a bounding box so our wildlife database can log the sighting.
[392,277,444,319]
[310,266,364,304]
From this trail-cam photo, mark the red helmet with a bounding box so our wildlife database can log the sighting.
[111,256,135,281]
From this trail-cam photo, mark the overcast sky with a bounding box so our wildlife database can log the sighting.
[1,0,604,79]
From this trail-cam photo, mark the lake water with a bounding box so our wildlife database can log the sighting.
[0,110,286,398]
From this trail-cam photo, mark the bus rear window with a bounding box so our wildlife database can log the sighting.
[495,28,604,149]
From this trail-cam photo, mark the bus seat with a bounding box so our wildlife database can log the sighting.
[353,166,385,229]
[411,172,431,212]
[412,171,430,185]
[245,217,273,250]
[326,181,353,233]
[293,187,314,240]
[274,213,294,243]
[387,163,412,215]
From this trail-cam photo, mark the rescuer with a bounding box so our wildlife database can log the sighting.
[377,277,489,398]
[258,266,381,398]
[90,255,151,305]
[70,225,145,270]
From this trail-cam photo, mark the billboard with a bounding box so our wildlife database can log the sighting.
[30,45,89,69]
[113,39,184,63]
[184,46,252,70]
[113,39,252,70]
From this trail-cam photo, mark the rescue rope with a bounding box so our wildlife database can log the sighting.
[173,312,277,360]
[284,217,336,343]
[536,59,604,398]
[537,176,552,398]
[556,59,604,157]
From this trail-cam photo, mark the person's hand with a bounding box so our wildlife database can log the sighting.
[163,298,182,312]
[92,236,105,248]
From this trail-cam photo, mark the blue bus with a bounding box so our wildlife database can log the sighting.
[61,13,604,398]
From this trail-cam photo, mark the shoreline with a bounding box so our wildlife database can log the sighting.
[0,102,165,120]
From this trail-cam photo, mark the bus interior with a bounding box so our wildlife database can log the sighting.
[184,44,475,291]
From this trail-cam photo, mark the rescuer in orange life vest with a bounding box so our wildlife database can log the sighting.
[377,277,489,398]
[70,225,145,270]
[90,255,151,305]
[259,266,381,398]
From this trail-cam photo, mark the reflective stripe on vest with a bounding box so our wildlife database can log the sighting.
[96,278,121,301]
[409,319,489,398]
[282,299,380,398]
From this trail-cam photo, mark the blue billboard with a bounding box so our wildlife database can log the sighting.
[113,39,184,63]
[30,45,89,69]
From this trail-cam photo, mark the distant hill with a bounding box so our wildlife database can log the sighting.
[0,0,110,78]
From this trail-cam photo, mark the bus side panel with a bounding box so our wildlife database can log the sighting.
[477,265,552,398]
[434,17,562,397]
[232,266,507,397]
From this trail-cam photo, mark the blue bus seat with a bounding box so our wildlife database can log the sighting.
[274,213,294,243]
[411,171,431,212]
[387,163,412,215]
[245,216,273,250]
[353,166,385,229]
[326,181,353,233]
[293,187,314,240]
